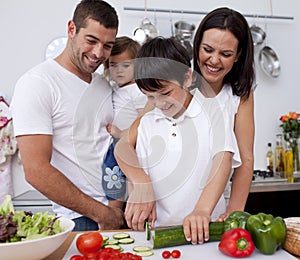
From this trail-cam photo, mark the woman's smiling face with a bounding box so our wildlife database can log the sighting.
[198,28,240,92]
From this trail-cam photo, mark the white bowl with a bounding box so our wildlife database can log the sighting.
[0,217,75,260]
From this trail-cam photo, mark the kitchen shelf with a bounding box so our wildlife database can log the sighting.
[124,7,294,21]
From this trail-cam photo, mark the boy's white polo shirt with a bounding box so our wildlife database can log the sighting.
[136,88,241,227]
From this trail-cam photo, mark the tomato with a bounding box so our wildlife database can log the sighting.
[76,231,103,255]
[70,255,84,260]
[171,249,181,258]
[162,250,171,259]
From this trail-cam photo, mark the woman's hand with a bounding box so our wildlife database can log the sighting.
[125,182,157,230]
[183,211,211,245]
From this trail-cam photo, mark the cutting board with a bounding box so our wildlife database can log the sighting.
[63,231,296,260]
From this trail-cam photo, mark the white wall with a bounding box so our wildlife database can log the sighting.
[1,0,299,196]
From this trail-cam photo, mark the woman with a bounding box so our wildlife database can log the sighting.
[115,7,255,242]
[193,7,255,222]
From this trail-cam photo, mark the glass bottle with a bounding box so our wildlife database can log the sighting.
[266,142,274,174]
[274,134,285,177]
[284,141,294,183]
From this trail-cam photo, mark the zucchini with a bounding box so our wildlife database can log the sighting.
[152,222,225,249]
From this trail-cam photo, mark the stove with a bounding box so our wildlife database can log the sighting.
[252,170,288,184]
[12,190,53,214]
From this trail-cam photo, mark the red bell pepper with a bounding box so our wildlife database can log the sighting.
[218,228,255,258]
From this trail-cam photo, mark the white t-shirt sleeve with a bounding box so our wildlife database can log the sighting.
[11,73,53,136]
[203,97,241,169]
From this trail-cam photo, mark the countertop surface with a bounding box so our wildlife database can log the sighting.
[45,230,299,260]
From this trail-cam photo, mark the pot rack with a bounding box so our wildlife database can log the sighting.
[123,7,294,21]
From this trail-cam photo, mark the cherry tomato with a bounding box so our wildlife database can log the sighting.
[70,255,84,260]
[171,249,181,258]
[76,231,103,255]
[97,251,110,260]
[162,250,171,259]
[107,256,120,260]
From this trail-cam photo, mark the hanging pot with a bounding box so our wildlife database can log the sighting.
[174,21,195,41]
[133,18,159,44]
[250,25,266,46]
[259,46,280,78]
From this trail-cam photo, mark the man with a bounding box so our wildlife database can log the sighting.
[10,0,124,231]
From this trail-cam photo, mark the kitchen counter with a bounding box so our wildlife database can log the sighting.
[45,231,299,260]
[250,180,300,193]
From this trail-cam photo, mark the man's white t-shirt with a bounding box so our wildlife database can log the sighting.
[136,88,241,227]
[11,59,113,219]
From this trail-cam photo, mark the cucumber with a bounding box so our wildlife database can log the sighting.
[113,232,130,240]
[133,246,152,252]
[152,222,225,249]
[106,239,119,245]
[135,251,154,257]
[102,235,109,244]
[103,244,123,251]
[118,237,135,244]
[145,221,151,240]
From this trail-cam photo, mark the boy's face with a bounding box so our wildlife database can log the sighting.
[109,50,135,87]
[141,81,192,119]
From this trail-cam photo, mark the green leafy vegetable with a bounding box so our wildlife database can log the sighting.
[0,195,62,243]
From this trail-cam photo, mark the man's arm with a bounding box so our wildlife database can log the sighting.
[17,134,124,229]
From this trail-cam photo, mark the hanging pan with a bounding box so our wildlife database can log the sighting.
[259,46,280,78]
[250,25,266,46]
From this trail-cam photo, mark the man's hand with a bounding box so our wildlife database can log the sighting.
[99,206,125,230]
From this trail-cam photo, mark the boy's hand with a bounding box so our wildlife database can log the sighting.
[125,182,156,230]
[183,211,211,245]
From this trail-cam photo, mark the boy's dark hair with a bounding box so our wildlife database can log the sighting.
[134,37,191,92]
[73,0,118,33]
[193,7,255,99]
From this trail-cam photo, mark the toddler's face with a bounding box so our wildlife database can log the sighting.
[109,50,134,87]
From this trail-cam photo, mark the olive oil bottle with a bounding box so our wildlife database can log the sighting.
[274,134,285,177]
[284,141,294,183]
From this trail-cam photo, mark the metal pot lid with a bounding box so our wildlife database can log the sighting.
[250,25,266,46]
[259,46,280,78]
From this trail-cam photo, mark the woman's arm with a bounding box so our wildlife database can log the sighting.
[183,152,233,244]
[114,101,157,230]
[222,91,255,218]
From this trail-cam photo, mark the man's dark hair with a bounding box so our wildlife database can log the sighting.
[73,0,118,33]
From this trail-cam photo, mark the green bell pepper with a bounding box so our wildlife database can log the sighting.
[224,211,251,230]
[246,213,286,255]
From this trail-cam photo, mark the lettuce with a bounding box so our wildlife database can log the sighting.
[0,195,62,243]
